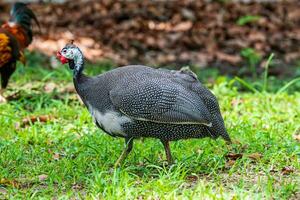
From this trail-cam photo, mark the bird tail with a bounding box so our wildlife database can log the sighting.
[215,121,232,143]
[9,2,39,44]
[221,130,232,144]
[206,117,231,143]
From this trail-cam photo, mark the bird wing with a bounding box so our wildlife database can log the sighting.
[110,79,212,125]
[0,33,12,68]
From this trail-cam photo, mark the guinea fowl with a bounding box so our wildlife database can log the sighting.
[0,2,39,102]
[57,43,231,166]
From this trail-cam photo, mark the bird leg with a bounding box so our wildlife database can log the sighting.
[161,140,173,165]
[0,89,7,103]
[0,63,16,103]
[114,137,133,168]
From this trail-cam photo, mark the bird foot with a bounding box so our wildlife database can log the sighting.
[0,94,7,103]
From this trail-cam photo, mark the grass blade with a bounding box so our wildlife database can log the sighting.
[263,53,274,92]
[276,77,300,95]
[235,76,259,93]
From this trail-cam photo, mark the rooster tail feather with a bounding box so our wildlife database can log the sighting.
[10,2,39,43]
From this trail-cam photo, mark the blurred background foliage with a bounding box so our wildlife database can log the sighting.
[0,0,299,91]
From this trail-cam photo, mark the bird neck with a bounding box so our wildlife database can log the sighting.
[73,67,89,101]
[70,59,89,96]
[68,49,90,99]
[71,52,85,79]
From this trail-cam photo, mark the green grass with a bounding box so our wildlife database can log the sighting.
[0,55,299,199]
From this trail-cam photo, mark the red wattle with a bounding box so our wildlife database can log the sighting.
[56,52,69,64]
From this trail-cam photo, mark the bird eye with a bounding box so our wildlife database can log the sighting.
[62,49,67,53]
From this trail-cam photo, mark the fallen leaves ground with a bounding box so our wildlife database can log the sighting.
[0,0,299,75]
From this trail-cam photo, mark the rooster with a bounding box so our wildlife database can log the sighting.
[0,2,39,102]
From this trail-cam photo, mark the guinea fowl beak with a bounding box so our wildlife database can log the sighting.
[56,51,69,64]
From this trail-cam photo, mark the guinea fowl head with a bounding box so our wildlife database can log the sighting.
[57,43,84,77]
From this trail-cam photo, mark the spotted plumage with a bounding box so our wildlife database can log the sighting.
[57,44,231,166]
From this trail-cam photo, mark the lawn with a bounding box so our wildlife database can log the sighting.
[0,54,299,199]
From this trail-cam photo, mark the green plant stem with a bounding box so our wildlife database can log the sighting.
[235,77,259,93]
[276,77,300,95]
[263,53,274,92]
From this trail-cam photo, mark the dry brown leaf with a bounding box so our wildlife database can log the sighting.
[227,26,246,35]
[293,134,300,142]
[59,83,76,93]
[270,168,277,173]
[225,159,236,168]
[53,153,60,161]
[231,98,244,107]
[226,153,243,160]
[0,188,7,195]
[78,37,95,48]
[72,183,83,190]
[248,152,262,160]
[293,127,300,141]
[173,21,193,32]
[137,196,144,200]
[215,52,242,64]
[186,175,198,183]
[14,122,21,130]
[5,91,21,101]
[231,140,242,145]
[18,115,54,128]
[2,0,298,70]
[248,31,266,42]
[287,9,300,21]
[38,174,48,181]
[181,8,196,21]
[281,166,294,175]
[284,52,300,62]
[44,82,57,93]
[0,178,19,188]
